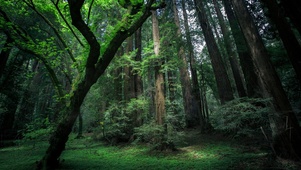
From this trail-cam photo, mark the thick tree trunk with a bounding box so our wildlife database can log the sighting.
[231,0,301,160]
[152,10,166,126]
[194,0,234,104]
[181,0,207,128]
[212,0,246,98]
[223,0,262,98]
[261,0,301,85]
[172,0,200,128]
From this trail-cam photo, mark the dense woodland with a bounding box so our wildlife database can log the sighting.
[0,0,301,169]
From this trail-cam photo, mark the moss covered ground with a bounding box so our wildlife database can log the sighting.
[0,129,300,170]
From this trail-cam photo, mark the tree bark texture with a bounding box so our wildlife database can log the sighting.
[173,0,200,127]
[152,10,166,126]
[194,0,234,104]
[212,0,247,98]
[231,0,301,160]
[223,0,262,98]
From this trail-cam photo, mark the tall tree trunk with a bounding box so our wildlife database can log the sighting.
[133,28,143,127]
[134,28,143,98]
[212,0,246,98]
[194,0,234,104]
[151,10,166,126]
[181,0,209,129]
[261,0,301,85]
[172,0,200,128]
[124,35,135,101]
[223,0,262,98]
[231,0,301,160]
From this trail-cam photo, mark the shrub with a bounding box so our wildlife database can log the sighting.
[21,117,53,146]
[210,98,271,138]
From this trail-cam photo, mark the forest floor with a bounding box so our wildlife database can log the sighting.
[0,128,300,170]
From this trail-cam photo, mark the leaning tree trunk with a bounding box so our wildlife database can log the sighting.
[212,0,246,98]
[261,0,301,85]
[194,0,234,104]
[231,0,301,160]
[223,0,262,98]
[37,1,164,169]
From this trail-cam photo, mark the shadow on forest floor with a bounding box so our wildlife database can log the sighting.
[0,128,300,170]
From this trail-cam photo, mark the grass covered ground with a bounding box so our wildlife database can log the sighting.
[0,129,300,170]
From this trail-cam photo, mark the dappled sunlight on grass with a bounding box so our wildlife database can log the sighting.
[0,133,276,170]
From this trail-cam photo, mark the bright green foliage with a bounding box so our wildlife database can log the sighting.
[118,0,144,8]
[20,118,54,147]
[100,97,149,143]
[211,98,271,138]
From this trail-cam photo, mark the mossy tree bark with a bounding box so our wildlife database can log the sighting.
[37,1,165,169]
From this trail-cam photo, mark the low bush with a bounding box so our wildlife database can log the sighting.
[210,98,271,138]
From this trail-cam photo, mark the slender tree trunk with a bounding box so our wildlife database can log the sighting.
[76,113,84,138]
[231,0,301,160]
[194,0,234,104]
[223,0,262,98]
[261,0,301,85]
[133,28,143,127]
[134,28,143,98]
[124,36,135,101]
[212,0,246,98]
[172,0,200,127]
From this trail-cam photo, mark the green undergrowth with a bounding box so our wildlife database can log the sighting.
[0,132,299,170]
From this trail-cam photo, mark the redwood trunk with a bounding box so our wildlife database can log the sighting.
[223,0,262,97]
[173,0,200,127]
[261,0,301,85]
[212,0,246,98]
[194,0,234,104]
[152,10,166,126]
[231,0,301,159]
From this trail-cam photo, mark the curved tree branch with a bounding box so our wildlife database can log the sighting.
[51,0,85,47]
[22,0,77,63]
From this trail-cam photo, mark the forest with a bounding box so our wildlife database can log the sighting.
[0,0,301,169]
